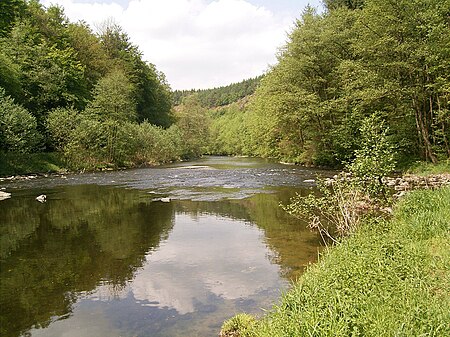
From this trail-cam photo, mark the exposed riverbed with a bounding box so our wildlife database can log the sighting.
[0,156,334,337]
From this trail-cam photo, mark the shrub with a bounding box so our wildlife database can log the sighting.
[0,87,42,153]
[47,106,81,151]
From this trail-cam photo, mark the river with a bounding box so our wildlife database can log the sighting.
[0,156,333,337]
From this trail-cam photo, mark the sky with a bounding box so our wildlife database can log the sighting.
[41,0,323,90]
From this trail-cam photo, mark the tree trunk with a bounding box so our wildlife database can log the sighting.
[412,96,437,163]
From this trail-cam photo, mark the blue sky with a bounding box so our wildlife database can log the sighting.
[42,0,323,89]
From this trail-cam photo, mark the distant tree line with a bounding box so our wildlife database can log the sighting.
[173,76,262,108]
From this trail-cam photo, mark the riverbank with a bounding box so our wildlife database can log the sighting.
[220,186,450,336]
[0,152,67,177]
[0,152,182,179]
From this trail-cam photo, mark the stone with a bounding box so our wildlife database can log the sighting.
[303,179,315,183]
[36,194,47,203]
[0,191,11,201]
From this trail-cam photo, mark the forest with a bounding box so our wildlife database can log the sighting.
[0,0,207,172]
[1,0,449,175]
[209,0,450,167]
[172,76,262,108]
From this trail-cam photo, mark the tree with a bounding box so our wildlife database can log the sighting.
[175,95,210,158]
[353,0,450,162]
[86,69,137,122]
[0,0,25,37]
[46,107,81,151]
[134,61,173,127]
[323,0,365,11]
[347,113,396,200]
[0,50,22,99]
[66,22,110,94]
[98,20,173,127]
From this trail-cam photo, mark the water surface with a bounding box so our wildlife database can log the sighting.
[0,156,332,337]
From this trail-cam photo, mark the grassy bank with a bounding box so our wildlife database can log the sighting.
[221,187,450,336]
[0,152,67,177]
[406,160,450,176]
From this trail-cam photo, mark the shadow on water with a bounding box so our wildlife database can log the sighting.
[0,157,329,337]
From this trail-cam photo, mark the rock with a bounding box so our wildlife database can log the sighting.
[395,191,407,198]
[0,191,11,201]
[303,179,315,183]
[160,197,171,203]
[36,194,47,203]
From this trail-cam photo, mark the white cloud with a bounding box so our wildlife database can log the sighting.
[42,0,297,89]
[131,214,282,314]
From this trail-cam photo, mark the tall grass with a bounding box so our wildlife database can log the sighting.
[221,187,450,337]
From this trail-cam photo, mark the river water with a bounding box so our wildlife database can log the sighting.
[0,156,333,337]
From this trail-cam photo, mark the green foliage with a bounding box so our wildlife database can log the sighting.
[173,76,262,108]
[226,187,450,336]
[208,102,251,155]
[406,160,450,176]
[0,88,42,153]
[0,0,25,37]
[323,0,365,10]
[46,110,188,171]
[347,114,396,199]
[0,1,175,168]
[0,50,21,98]
[134,61,173,127]
[98,20,173,127]
[0,152,64,176]
[282,115,396,242]
[283,177,365,242]
[130,122,182,164]
[63,118,136,169]
[211,0,449,166]
[65,22,109,92]
[221,314,257,337]
[86,69,137,122]
[175,95,210,158]
[46,106,81,151]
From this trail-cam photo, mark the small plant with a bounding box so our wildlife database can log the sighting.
[220,314,257,337]
[283,175,366,243]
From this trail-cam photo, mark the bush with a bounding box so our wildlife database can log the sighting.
[47,106,81,151]
[283,175,366,242]
[131,122,181,164]
[61,117,184,170]
[0,87,42,153]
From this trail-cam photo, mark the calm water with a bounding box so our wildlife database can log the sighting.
[0,157,333,337]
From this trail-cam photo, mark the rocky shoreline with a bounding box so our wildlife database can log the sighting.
[383,173,450,198]
[323,173,450,200]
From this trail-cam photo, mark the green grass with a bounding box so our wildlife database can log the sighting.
[222,187,450,337]
[406,160,450,175]
[0,152,66,177]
